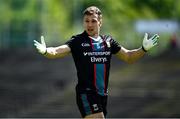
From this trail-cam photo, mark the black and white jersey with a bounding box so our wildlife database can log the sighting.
[65,31,121,96]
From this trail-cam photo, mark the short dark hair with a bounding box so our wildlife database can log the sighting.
[83,6,102,19]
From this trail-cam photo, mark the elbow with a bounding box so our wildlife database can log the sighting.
[126,59,136,64]
[125,52,138,64]
[45,52,69,59]
[45,55,56,59]
[126,55,137,64]
[44,48,58,59]
[44,52,58,59]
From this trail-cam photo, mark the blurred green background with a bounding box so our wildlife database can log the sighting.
[0,0,180,118]
[0,0,180,53]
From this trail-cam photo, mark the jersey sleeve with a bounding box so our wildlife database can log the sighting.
[65,36,76,50]
[110,37,121,54]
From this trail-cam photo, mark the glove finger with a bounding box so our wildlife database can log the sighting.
[34,42,40,48]
[152,38,159,45]
[34,40,41,46]
[34,43,38,48]
[153,42,158,46]
[41,36,46,47]
[153,40,158,45]
[34,43,41,49]
[151,34,159,41]
[153,35,159,41]
[151,37,158,42]
[36,45,41,49]
[144,33,148,40]
[34,42,42,49]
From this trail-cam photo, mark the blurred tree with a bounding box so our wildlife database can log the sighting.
[133,0,179,19]
[0,0,179,50]
[0,0,41,48]
[40,0,73,45]
[0,0,12,49]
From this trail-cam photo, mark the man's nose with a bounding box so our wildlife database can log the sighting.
[88,22,92,27]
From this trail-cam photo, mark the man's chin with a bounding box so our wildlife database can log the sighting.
[87,32,93,36]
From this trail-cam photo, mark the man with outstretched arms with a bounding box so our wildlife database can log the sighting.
[34,6,159,119]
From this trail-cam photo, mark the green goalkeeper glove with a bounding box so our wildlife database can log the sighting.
[34,36,47,54]
[142,33,159,52]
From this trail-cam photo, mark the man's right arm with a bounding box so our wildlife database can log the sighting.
[44,45,71,59]
[34,36,71,59]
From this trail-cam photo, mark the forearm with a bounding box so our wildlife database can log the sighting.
[115,33,158,64]
[116,47,145,64]
[43,47,58,59]
[34,36,71,58]
[44,45,71,59]
[126,47,145,64]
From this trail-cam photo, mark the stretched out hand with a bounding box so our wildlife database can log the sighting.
[142,33,159,52]
[34,36,47,54]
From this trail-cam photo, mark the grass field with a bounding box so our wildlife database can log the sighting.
[0,48,180,118]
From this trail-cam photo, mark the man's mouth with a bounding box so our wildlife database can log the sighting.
[88,29,94,32]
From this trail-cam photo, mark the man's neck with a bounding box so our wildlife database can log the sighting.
[89,36,101,41]
[89,33,99,38]
[92,34,99,38]
[85,31,99,38]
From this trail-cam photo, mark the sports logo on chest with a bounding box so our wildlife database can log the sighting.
[92,42,105,50]
[80,39,111,63]
[81,43,90,47]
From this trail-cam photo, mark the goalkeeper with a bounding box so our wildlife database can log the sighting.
[34,6,159,119]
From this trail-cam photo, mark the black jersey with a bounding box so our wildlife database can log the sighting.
[65,31,121,96]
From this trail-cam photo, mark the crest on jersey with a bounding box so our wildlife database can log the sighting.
[106,36,111,48]
[92,104,99,111]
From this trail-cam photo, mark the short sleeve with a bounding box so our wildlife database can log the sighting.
[65,36,76,50]
[110,37,121,54]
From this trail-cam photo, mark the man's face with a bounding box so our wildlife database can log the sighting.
[83,14,102,37]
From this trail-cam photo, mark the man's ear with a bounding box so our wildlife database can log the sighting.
[99,19,102,27]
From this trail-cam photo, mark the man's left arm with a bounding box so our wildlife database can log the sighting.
[115,33,159,64]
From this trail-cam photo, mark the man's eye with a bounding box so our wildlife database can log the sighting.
[92,20,97,23]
